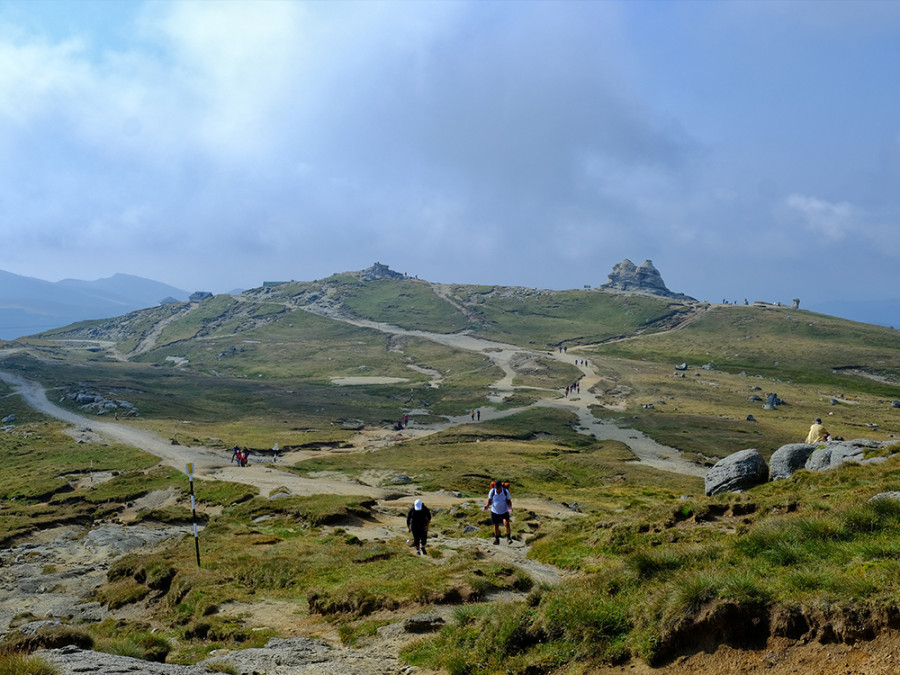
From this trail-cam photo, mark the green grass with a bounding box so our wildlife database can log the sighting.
[410,454,900,672]
[289,407,702,506]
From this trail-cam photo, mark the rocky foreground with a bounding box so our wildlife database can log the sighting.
[38,635,417,674]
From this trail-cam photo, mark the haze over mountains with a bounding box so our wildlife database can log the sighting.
[0,265,897,342]
[0,269,188,340]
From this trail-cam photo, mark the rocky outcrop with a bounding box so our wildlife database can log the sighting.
[710,440,897,493]
[39,637,404,674]
[601,259,696,301]
[705,449,769,496]
[359,263,406,282]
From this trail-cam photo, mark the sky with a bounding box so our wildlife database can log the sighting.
[1,0,899,321]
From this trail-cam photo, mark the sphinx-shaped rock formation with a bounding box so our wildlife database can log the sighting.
[601,259,696,301]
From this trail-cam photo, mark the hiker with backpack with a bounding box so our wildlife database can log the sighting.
[484,480,512,545]
[406,499,432,555]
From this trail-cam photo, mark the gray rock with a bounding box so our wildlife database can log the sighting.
[41,636,405,675]
[404,613,445,633]
[829,442,866,468]
[870,492,900,503]
[746,415,756,421]
[705,449,769,496]
[748,395,764,402]
[674,363,688,371]
[892,401,900,409]
[762,393,782,410]
[600,259,696,301]
[390,475,412,484]
[769,443,814,480]
[1,414,15,423]
[806,445,833,472]
[39,645,211,674]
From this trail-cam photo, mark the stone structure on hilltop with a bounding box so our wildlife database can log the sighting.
[601,259,696,301]
[360,262,406,282]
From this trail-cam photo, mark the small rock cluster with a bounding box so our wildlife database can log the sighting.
[62,389,137,416]
[705,439,895,496]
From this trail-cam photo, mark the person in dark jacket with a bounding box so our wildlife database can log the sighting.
[406,499,432,555]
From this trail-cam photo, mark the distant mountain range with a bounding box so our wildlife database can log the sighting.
[0,269,189,340]
[1,263,897,342]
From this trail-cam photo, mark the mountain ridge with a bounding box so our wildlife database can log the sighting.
[0,270,188,340]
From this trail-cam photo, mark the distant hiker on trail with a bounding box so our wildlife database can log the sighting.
[471,410,475,421]
[231,446,240,463]
[272,443,279,464]
[406,499,432,555]
[477,409,480,421]
[484,480,512,545]
[404,414,409,426]
[806,418,830,444]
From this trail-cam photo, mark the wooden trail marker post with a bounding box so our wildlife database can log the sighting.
[186,463,201,567]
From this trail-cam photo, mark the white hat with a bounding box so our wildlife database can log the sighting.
[414,499,423,510]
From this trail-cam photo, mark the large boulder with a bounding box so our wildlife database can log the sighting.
[806,439,885,472]
[769,443,815,480]
[705,449,769,496]
[806,444,833,472]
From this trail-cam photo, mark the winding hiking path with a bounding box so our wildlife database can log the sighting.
[302,296,706,477]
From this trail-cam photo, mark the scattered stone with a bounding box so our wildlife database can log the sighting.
[705,449,769,496]
[746,415,756,421]
[870,492,900,503]
[404,613,445,633]
[762,393,783,410]
[748,395,764,402]
[390,475,412,485]
[675,363,688,371]
[1,414,15,423]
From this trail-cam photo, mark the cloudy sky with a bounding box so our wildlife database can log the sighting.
[1,0,899,321]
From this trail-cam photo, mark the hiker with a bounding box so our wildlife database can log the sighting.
[806,418,830,444]
[471,410,475,421]
[404,414,409,426]
[484,479,512,544]
[476,409,480,421]
[272,443,279,464]
[231,446,240,463]
[406,499,432,555]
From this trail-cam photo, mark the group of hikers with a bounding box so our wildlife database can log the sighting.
[406,479,513,555]
[230,445,249,467]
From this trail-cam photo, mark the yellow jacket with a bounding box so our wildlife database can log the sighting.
[806,423,829,444]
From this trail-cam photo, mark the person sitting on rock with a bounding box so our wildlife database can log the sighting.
[805,418,830,444]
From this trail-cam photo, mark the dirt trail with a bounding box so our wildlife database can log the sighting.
[302,295,706,477]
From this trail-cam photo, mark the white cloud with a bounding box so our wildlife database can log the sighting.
[783,194,861,242]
